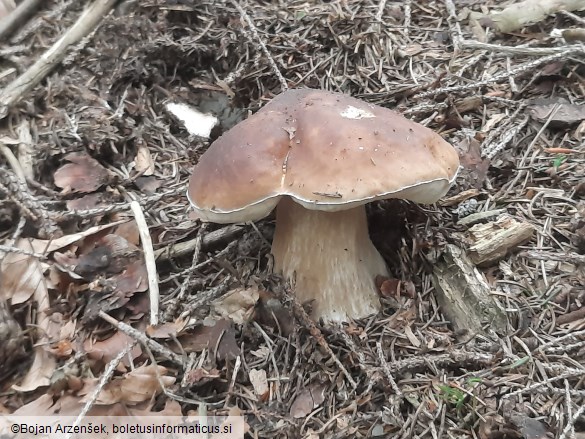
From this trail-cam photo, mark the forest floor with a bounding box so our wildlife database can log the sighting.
[0,0,584,438]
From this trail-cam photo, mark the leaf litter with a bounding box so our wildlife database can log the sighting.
[0,0,584,437]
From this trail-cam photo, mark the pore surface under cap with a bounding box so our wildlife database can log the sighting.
[188,88,460,223]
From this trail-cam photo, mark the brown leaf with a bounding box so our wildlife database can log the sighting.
[110,259,148,294]
[89,365,175,405]
[184,367,221,385]
[84,330,142,364]
[66,193,105,211]
[212,287,260,324]
[528,98,585,127]
[456,138,490,190]
[0,239,51,304]
[252,290,295,336]
[177,318,239,361]
[290,382,327,418]
[146,317,188,339]
[135,176,163,194]
[115,220,141,246]
[54,152,111,194]
[12,394,56,416]
[12,347,56,392]
[379,278,400,298]
[134,144,155,175]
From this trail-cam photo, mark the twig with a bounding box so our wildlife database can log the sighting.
[518,250,585,265]
[376,341,403,396]
[0,167,60,238]
[98,311,185,366]
[182,277,232,317]
[129,200,159,326]
[385,350,496,375]
[48,185,187,220]
[67,342,135,439]
[444,0,462,52]
[0,244,46,259]
[483,116,529,159]
[154,225,244,261]
[460,40,580,56]
[0,0,118,119]
[0,142,26,181]
[536,329,585,354]
[0,0,41,41]
[414,48,584,99]
[559,403,584,439]
[163,223,208,320]
[230,0,288,92]
[276,284,358,389]
[560,9,585,26]
[402,0,411,37]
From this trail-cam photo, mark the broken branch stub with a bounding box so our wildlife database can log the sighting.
[467,215,535,267]
[432,244,509,336]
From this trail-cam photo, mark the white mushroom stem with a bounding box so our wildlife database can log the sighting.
[272,197,389,323]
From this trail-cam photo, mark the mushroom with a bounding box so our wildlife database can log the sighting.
[187,89,459,323]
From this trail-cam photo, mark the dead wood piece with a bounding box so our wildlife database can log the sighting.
[154,225,244,261]
[458,209,507,226]
[0,0,117,119]
[470,0,585,33]
[467,214,535,266]
[518,250,585,265]
[0,0,39,41]
[432,244,509,335]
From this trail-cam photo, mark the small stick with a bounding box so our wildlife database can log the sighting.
[130,200,159,326]
[414,48,583,99]
[559,403,584,439]
[277,285,358,389]
[444,0,462,52]
[402,0,411,37]
[0,142,26,181]
[98,311,185,366]
[0,0,118,119]
[155,225,244,261]
[67,342,135,439]
[230,0,288,92]
[376,341,403,396]
[0,0,41,41]
[460,40,579,56]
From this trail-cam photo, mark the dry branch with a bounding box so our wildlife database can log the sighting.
[130,201,159,326]
[432,244,509,335]
[0,0,117,119]
[0,0,40,41]
[471,0,585,33]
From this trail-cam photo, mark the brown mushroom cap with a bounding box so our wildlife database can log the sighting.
[188,88,459,223]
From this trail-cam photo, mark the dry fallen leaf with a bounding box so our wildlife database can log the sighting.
[456,137,490,190]
[146,317,188,339]
[289,382,327,418]
[212,287,260,324]
[90,365,175,405]
[134,143,155,175]
[528,98,585,127]
[54,152,111,194]
[249,369,269,401]
[177,318,239,361]
[66,193,105,211]
[84,330,142,365]
[135,176,163,194]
